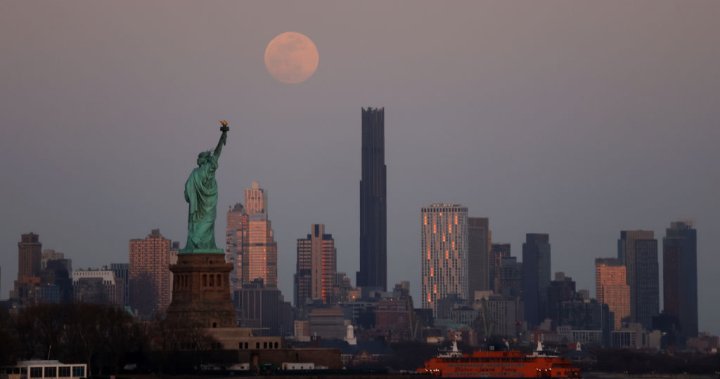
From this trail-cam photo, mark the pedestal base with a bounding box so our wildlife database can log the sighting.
[166,253,235,328]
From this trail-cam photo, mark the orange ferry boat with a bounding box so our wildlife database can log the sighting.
[417,342,581,378]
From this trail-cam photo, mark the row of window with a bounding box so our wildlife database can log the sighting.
[173,273,225,289]
[22,365,86,378]
[238,341,280,350]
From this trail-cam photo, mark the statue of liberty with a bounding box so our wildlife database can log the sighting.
[181,120,229,253]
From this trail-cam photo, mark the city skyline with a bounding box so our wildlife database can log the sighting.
[1,2,719,332]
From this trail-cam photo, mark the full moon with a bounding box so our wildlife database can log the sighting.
[264,32,319,84]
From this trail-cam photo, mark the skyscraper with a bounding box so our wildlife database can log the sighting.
[295,224,337,307]
[358,107,387,295]
[491,243,512,295]
[12,233,42,304]
[226,202,249,292]
[129,229,177,319]
[547,272,576,326]
[18,232,41,279]
[618,230,659,329]
[468,217,491,295]
[595,258,630,330]
[421,203,468,315]
[522,233,551,328]
[226,181,278,288]
[663,221,698,343]
[110,263,130,307]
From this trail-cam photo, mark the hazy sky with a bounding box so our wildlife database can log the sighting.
[1,1,719,331]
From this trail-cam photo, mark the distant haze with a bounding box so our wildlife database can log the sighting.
[1,2,718,331]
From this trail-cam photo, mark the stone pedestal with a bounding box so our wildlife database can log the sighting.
[166,253,235,328]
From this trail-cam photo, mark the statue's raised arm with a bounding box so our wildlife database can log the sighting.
[214,120,229,158]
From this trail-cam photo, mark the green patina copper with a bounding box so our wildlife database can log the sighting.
[180,121,229,254]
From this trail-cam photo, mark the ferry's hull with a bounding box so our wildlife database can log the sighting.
[418,350,581,379]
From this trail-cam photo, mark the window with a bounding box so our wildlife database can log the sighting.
[59,367,71,377]
[72,366,85,378]
[45,367,57,377]
[30,367,42,378]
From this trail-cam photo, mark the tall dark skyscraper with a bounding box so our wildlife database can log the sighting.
[618,230,659,329]
[468,217,491,295]
[357,107,387,295]
[522,233,551,328]
[663,221,698,344]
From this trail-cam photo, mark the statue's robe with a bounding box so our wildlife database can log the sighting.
[184,154,219,251]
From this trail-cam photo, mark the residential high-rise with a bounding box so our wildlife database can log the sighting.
[663,221,698,343]
[595,258,630,330]
[618,230,659,329]
[129,229,177,319]
[357,107,387,295]
[421,203,468,316]
[468,217,491,295]
[295,224,337,307]
[522,233,551,328]
[226,181,278,288]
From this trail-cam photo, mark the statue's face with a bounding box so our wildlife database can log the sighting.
[197,154,208,166]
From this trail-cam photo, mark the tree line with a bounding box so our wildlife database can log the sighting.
[0,303,222,375]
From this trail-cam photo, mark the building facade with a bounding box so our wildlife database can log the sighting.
[595,258,630,330]
[110,263,130,307]
[226,181,278,288]
[491,243,511,295]
[421,203,468,316]
[295,224,337,307]
[468,217,491,295]
[72,268,125,306]
[522,233,551,328]
[226,203,249,292]
[12,233,43,304]
[357,107,387,295]
[663,221,698,343]
[235,280,293,336]
[618,230,659,329]
[129,229,177,319]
